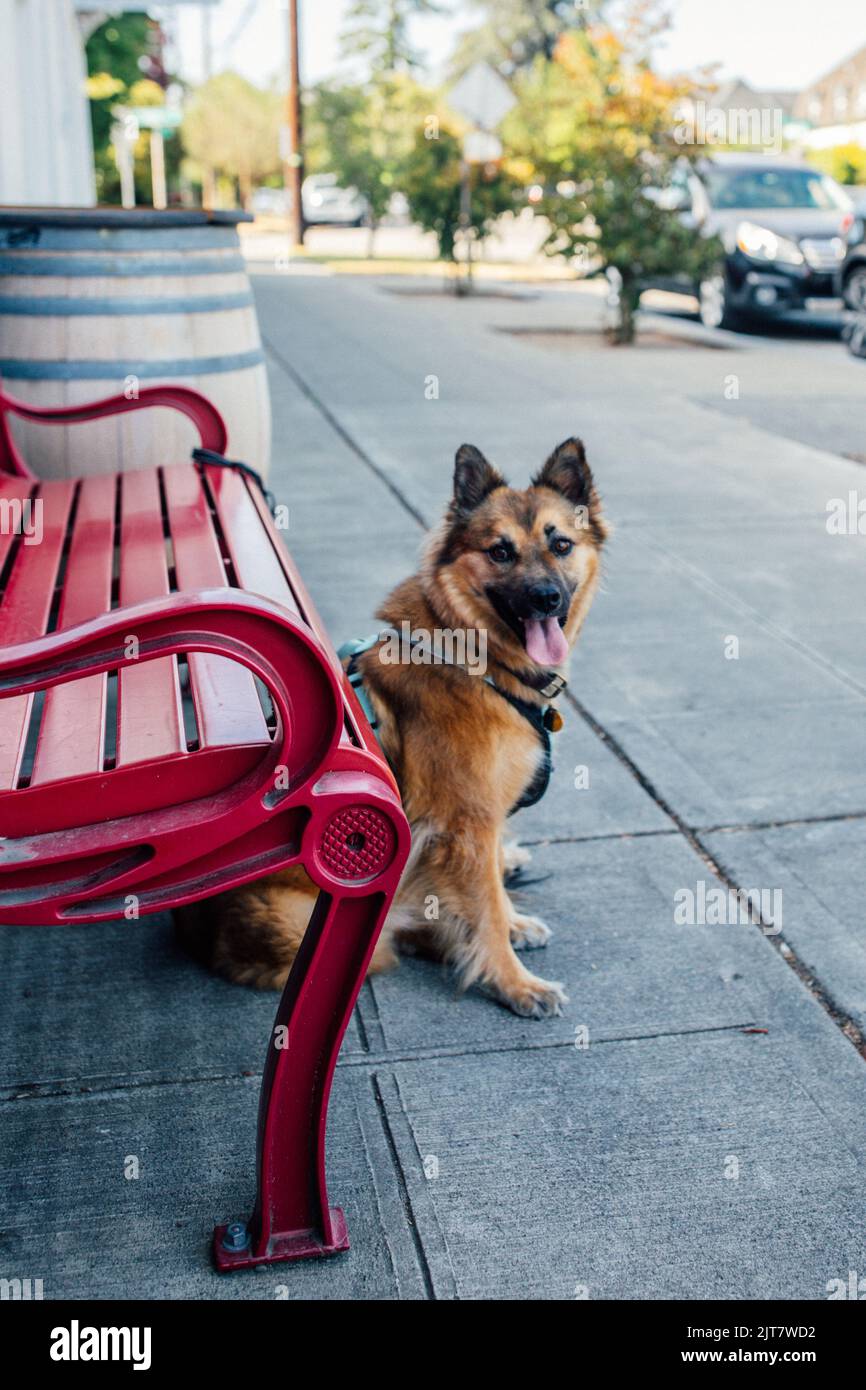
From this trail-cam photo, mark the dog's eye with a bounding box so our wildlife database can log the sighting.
[551,537,573,556]
[488,543,513,564]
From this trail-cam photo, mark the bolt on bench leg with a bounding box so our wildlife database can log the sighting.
[214,887,389,1271]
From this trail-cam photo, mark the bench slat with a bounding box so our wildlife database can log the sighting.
[162,466,269,748]
[29,476,115,784]
[116,468,186,766]
[204,466,300,613]
[0,479,76,788]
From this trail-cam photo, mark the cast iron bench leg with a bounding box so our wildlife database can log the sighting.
[213,885,392,1270]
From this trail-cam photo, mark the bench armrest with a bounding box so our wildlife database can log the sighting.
[0,588,341,796]
[0,382,228,479]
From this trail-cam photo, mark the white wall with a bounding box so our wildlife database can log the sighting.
[0,0,96,206]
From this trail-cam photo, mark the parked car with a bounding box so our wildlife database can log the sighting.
[302,173,367,227]
[838,211,866,310]
[250,186,289,218]
[655,153,854,330]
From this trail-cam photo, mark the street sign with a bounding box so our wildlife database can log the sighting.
[463,131,503,164]
[448,62,516,132]
[126,107,183,131]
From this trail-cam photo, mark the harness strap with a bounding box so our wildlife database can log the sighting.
[337,628,562,815]
[338,633,383,732]
[483,679,554,814]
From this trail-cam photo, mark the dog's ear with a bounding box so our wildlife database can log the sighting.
[533,438,608,543]
[532,437,594,507]
[453,444,505,513]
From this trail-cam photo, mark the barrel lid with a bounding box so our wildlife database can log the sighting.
[0,206,253,228]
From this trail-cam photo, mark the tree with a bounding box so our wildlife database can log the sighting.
[808,143,866,186]
[506,29,721,342]
[451,1,595,74]
[449,0,670,74]
[85,13,160,202]
[183,73,281,209]
[402,124,516,284]
[340,0,448,75]
[306,73,431,254]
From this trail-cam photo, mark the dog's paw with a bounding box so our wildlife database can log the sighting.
[486,971,568,1019]
[502,840,532,875]
[510,913,552,951]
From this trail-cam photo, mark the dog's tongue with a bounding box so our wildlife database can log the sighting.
[524,617,568,668]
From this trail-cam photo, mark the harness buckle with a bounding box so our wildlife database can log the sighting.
[538,673,567,700]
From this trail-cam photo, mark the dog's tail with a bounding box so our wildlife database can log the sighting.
[175,866,395,990]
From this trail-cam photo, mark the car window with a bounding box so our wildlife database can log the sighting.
[703,167,850,211]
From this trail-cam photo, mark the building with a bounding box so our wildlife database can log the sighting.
[713,78,799,124]
[0,1,215,209]
[0,0,95,206]
[795,43,866,149]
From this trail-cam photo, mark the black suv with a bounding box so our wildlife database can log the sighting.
[659,153,854,329]
[838,203,866,310]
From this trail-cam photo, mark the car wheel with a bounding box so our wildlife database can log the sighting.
[699,274,744,331]
[843,264,866,312]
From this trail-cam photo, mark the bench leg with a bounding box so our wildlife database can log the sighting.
[213,886,390,1271]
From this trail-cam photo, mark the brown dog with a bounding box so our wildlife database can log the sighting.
[176,438,606,1017]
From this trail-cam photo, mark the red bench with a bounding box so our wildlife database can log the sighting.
[0,379,410,1271]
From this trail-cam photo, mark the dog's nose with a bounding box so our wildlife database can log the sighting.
[527,583,561,616]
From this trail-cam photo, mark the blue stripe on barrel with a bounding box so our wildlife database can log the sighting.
[0,291,255,315]
[0,254,248,277]
[0,226,242,252]
[0,349,266,379]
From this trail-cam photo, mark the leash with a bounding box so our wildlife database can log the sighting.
[192,448,277,515]
[338,627,566,815]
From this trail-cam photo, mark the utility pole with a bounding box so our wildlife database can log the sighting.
[285,0,305,249]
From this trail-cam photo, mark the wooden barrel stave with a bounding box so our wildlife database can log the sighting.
[0,215,271,480]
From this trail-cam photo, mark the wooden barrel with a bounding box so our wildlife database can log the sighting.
[0,207,271,479]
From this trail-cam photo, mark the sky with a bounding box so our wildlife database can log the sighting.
[163,0,865,93]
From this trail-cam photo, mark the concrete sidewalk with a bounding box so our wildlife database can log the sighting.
[2,271,865,1300]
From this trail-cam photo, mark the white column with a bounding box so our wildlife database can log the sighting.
[0,0,96,206]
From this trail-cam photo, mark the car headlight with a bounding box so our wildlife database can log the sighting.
[736,220,804,266]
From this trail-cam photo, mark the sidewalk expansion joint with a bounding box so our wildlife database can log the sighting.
[369,1072,437,1299]
[567,688,866,1062]
[263,336,428,529]
[0,1021,762,1105]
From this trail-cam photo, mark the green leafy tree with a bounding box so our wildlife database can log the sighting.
[807,142,866,187]
[306,74,431,253]
[183,73,281,209]
[450,0,670,74]
[341,0,448,74]
[451,1,595,73]
[402,124,516,285]
[86,13,157,201]
[507,29,721,342]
